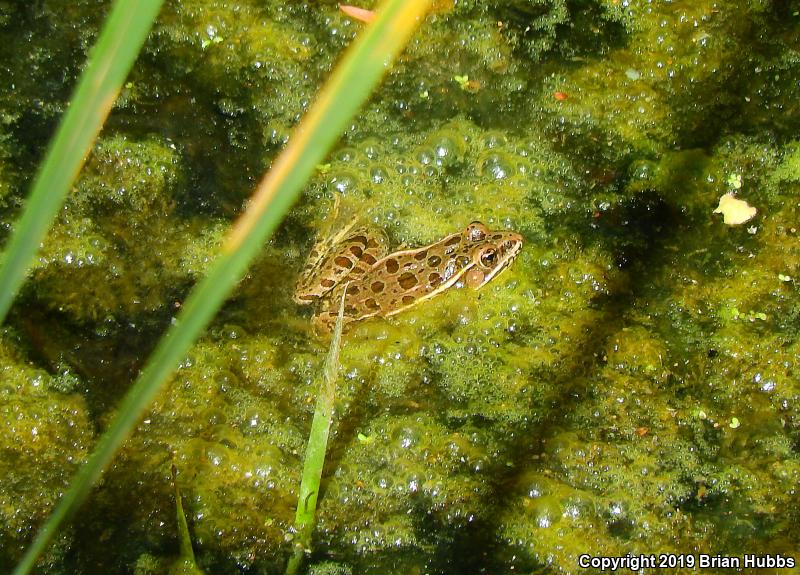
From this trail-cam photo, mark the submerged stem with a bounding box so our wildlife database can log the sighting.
[171,464,205,574]
[285,286,347,575]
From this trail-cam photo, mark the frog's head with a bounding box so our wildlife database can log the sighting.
[463,221,523,289]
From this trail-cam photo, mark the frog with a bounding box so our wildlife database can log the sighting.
[294,221,523,332]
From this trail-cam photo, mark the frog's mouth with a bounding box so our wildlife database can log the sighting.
[479,234,523,286]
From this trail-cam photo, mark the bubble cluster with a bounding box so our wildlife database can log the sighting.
[0,339,93,562]
[316,413,500,569]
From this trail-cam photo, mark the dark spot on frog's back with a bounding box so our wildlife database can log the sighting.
[428,272,442,287]
[398,272,418,289]
[414,250,428,261]
[385,258,399,274]
[365,298,380,310]
[334,256,354,269]
[350,235,368,246]
[349,245,363,258]
[346,284,360,295]
[427,255,441,267]
[363,254,377,265]
[445,235,461,247]
[321,278,335,288]
[402,295,415,305]
[371,280,385,293]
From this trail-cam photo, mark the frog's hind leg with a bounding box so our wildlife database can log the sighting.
[295,196,358,303]
[316,227,388,286]
[294,221,389,304]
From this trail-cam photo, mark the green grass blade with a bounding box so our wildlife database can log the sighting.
[13,1,431,573]
[285,286,348,575]
[0,0,164,324]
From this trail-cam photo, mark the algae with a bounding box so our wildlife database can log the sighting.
[2,0,800,573]
[0,333,93,573]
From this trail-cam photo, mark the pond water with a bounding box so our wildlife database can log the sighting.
[1,1,798,573]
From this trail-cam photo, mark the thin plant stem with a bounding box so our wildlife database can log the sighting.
[172,464,204,574]
[285,286,348,575]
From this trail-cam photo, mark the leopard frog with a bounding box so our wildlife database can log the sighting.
[295,221,523,332]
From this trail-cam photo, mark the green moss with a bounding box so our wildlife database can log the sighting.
[306,561,352,575]
[0,334,93,572]
[71,135,182,215]
[773,140,800,183]
[537,2,791,161]
[81,338,308,572]
[3,0,800,572]
[25,134,228,322]
[0,127,15,207]
[316,413,500,572]
[299,117,580,247]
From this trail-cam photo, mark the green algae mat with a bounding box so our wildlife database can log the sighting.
[1,1,799,574]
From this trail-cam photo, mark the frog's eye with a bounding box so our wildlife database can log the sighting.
[479,247,497,267]
[467,221,488,242]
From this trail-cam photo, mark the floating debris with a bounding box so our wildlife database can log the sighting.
[726,172,743,190]
[339,4,376,23]
[713,193,757,225]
